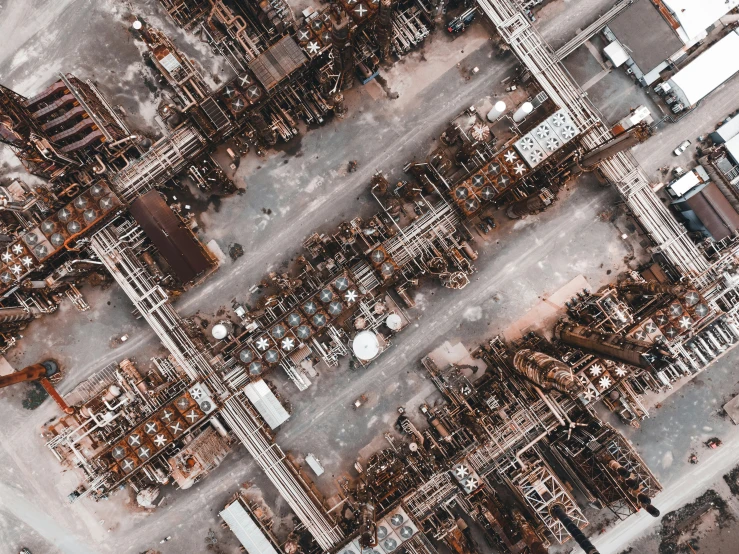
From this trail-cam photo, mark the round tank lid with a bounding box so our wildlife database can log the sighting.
[386,313,402,331]
[495,100,507,111]
[249,361,263,374]
[212,323,229,340]
[132,20,143,30]
[486,162,501,176]
[353,330,380,360]
[519,101,533,113]
[265,349,279,364]
[271,324,286,339]
[371,249,385,263]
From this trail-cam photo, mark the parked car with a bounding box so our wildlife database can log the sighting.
[447,8,477,34]
[706,437,722,449]
[673,139,691,156]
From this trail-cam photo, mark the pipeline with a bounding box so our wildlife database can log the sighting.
[0,306,35,325]
[551,504,599,554]
[618,280,687,297]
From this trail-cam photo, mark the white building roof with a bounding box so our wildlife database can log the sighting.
[306,453,325,476]
[726,134,739,165]
[220,500,279,554]
[664,0,739,42]
[670,30,739,105]
[604,41,629,67]
[243,380,290,429]
[669,170,700,197]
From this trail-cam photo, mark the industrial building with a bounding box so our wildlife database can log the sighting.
[7,0,739,553]
[603,0,739,87]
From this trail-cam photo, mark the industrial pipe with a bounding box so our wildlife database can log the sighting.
[0,361,73,414]
[92,153,107,174]
[550,504,599,554]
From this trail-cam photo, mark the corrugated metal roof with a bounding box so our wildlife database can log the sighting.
[130,190,213,284]
[244,380,290,429]
[607,0,682,72]
[670,30,739,106]
[680,182,739,240]
[249,36,307,90]
[159,53,182,74]
[713,116,739,144]
[663,0,739,42]
[220,500,280,554]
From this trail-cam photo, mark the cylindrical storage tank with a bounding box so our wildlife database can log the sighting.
[385,313,402,331]
[352,330,380,361]
[211,321,233,340]
[487,100,507,121]
[512,101,533,123]
[102,385,121,403]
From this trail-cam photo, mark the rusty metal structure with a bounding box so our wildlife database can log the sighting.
[313,335,662,554]
[9,2,739,553]
[153,0,433,140]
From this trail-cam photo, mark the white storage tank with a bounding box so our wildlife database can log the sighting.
[512,101,533,123]
[211,321,233,340]
[486,100,507,121]
[352,330,380,361]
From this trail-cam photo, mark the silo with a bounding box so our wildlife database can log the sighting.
[512,101,533,123]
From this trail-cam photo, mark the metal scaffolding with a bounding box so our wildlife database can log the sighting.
[90,221,344,551]
[90,224,226,396]
[382,199,461,267]
[476,0,711,283]
[111,125,205,202]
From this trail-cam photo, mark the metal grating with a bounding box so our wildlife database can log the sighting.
[249,36,308,90]
[200,96,231,131]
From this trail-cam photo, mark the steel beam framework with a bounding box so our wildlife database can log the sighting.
[477,0,710,283]
[90,222,344,551]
